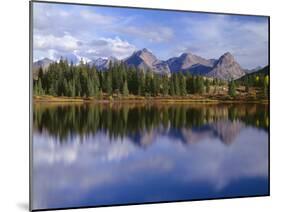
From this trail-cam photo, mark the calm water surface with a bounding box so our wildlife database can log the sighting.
[32,103,269,210]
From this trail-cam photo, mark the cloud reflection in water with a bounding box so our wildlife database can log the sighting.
[33,126,268,209]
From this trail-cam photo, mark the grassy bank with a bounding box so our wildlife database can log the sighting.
[33,93,268,104]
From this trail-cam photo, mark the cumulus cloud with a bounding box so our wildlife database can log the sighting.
[32,2,173,62]
[34,34,80,52]
[34,33,136,61]
[78,37,136,60]
[32,2,268,68]
[33,2,137,62]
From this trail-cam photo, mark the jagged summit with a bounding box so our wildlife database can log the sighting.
[33,50,251,80]
[207,52,245,80]
[124,48,170,75]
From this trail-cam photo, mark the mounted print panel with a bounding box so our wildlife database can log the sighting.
[30,1,269,211]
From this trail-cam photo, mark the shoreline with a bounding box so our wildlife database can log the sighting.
[33,95,269,104]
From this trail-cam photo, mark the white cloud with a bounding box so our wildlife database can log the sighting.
[79,37,136,59]
[34,34,79,52]
[33,2,137,62]
[34,33,136,61]
[32,3,268,68]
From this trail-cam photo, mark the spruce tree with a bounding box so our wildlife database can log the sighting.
[105,70,112,95]
[38,79,44,95]
[122,80,129,96]
[197,76,204,94]
[228,80,236,97]
[179,72,186,96]
[138,70,145,96]
[162,74,169,96]
[169,78,175,96]
[174,74,180,96]
[205,79,210,94]
[145,70,153,96]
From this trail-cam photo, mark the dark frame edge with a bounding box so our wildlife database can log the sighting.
[31,194,270,212]
[29,1,34,211]
[268,16,270,197]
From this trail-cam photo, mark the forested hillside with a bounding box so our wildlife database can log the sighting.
[33,58,226,98]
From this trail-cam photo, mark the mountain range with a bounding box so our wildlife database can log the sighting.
[33,48,256,80]
[32,57,53,79]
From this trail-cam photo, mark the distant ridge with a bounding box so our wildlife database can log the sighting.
[33,50,264,80]
[32,58,53,79]
[236,65,269,82]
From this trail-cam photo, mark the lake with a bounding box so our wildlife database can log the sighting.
[32,102,269,210]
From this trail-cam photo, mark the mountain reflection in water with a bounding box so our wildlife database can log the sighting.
[32,103,269,210]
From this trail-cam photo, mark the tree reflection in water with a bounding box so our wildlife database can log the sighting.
[33,103,269,145]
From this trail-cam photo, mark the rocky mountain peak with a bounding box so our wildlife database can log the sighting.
[32,50,257,81]
[133,48,157,64]
[125,48,170,74]
[33,58,53,70]
[207,52,245,80]
[217,52,235,64]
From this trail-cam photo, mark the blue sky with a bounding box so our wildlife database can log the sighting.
[33,2,269,69]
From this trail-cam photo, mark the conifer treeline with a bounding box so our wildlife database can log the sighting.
[34,58,228,97]
[33,104,269,142]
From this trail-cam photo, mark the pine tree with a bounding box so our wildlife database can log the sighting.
[197,76,204,94]
[192,76,197,94]
[228,80,236,97]
[34,81,39,96]
[122,80,129,96]
[62,78,68,96]
[37,78,44,95]
[38,67,44,80]
[70,80,76,97]
[88,79,95,97]
[91,67,100,96]
[169,78,175,96]
[138,70,145,96]
[174,74,180,96]
[152,74,162,96]
[245,79,249,93]
[127,66,138,95]
[145,70,153,96]
[105,70,112,95]
[162,74,169,96]
[179,72,186,96]
[205,79,210,94]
